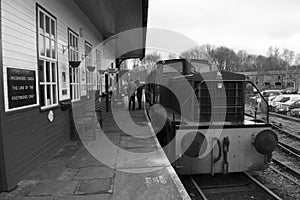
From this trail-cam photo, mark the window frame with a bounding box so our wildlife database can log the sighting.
[85,41,93,96]
[68,28,80,102]
[37,5,58,110]
[96,49,102,92]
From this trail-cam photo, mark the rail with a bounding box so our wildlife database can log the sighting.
[270,112,300,123]
[272,158,300,179]
[184,173,283,200]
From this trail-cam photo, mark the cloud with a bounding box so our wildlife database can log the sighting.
[147,0,300,55]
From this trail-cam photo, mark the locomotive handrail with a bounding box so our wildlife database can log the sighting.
[214,138,222,163]
[211,137,222,176]
[245,81,269,123]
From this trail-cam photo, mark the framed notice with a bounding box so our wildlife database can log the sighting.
[7,68,37,109]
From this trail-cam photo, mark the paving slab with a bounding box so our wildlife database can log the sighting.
[75,178,112,194]
[74,166,114,180]
[56,194,112,200]
[22,197,55,200]
[57,168,79,181]
[67,149,104,169]
[25,166,66,180]
[120,135,157,149]
[55,145,80,157]
[43,155,72,167]
[28,180,78,196]
[113,166,184,200]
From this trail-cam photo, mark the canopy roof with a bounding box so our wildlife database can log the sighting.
[74,0,149,59]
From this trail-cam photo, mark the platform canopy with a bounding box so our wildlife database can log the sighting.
[74,0,149,60]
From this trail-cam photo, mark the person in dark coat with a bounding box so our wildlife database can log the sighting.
[136,80,143,110]
[128,79,137,111]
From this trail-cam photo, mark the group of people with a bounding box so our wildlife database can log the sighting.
[127,79,143,111]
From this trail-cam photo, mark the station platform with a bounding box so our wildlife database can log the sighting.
[0,106,190,200]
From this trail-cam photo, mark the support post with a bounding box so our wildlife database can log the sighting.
[105,73,109,112]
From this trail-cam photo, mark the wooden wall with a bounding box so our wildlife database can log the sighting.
[0,0,108,191]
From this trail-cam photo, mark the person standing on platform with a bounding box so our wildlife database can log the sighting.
[136,80,143,110]
[128,79,137,111]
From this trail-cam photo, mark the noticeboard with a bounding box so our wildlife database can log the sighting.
[7,68,37,109]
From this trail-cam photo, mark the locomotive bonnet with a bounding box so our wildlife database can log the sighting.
[146,59,278,175]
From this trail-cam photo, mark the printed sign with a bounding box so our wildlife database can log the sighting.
[7,68,37,109]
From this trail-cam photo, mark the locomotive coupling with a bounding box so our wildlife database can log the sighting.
[252,129,278,154]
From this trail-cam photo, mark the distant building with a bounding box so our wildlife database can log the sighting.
[240,67,300,92]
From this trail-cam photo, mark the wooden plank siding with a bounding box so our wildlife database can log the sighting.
[0,0,105,191]
[0,0,7,192]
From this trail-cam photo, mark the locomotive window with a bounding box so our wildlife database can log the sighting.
[190,61,210,73]
[163,62,183,74]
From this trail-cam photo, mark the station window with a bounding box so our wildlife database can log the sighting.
[68,29,80,101]
[37,6,58,108]
[96,50,102,92]
[85,42,93,96]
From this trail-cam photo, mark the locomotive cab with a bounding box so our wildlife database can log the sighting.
[146,59,278,175]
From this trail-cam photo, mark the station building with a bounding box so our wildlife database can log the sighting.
[0,0,148,191]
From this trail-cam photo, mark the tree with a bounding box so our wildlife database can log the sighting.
[236,50,248,71]
[142,52,161,64]
[119,60,128,70]
[295,54,300,66]
[255,55,266,71]
[236,50,258,72]
[282,49,294,66]
[212,46,237,71]
[180,45,214,61]
[168,53,178,59]
[142,51,161,71]
[266,46,286,70]
[201,44,215,60]
[132,58,140,68]
[180,46,206,59]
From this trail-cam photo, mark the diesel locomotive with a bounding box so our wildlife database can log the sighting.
[145,59,278,175]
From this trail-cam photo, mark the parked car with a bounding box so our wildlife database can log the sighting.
[267,95,277,106]
[275,99,300,115]
[261,89,282,98]
[290,108,300,117]
[269,95,291,112]
[282,87,298,94]
[256,89,282,105]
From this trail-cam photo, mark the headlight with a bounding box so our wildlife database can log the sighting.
[253,129,278,154]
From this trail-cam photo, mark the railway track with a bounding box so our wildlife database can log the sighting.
[270,121,300,180]
[271,122,300,141]
[271,157,300,179]
[277,141,300,159]
[181,173,282,200]
[270,112,300,123]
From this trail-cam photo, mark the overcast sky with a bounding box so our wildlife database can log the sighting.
[146,0,300,56]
